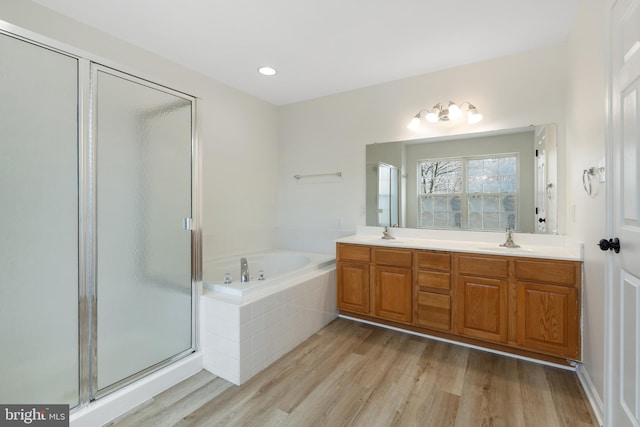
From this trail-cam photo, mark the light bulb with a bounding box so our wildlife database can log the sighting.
[425,111,439,123]
[407,114,421,130]
[448,102,461,119]
[468,108,483,124]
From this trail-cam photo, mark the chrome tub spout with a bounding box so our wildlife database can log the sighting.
[240,257,250,282]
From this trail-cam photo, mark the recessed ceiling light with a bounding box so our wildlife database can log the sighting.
[258,66,277,76]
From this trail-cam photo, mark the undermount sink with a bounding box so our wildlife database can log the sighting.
[337,233,583,261]
[477,245,535,252]
[380,238,406,243]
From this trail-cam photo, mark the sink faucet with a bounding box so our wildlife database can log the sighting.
[381,226,395,240]
[499,228,520,248]
[240,257,250,282]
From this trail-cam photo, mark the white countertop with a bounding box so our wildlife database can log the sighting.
[336,227,583,261]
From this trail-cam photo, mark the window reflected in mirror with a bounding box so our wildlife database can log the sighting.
[365,124,557,234]
[418,155,518,231]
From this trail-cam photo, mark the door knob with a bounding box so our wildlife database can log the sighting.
[598,238,620,253]
[538,218,546,223]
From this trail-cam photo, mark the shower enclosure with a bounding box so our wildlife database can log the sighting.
[0,28,199,409]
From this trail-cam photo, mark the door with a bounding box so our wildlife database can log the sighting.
[93,66,194,395]
[375,162,399,227]
[534,124,558,234]
[607,0,640,425]
[516,282,578,358]
[535,129,547,233]
[373,265,412,323]
[457,275,508,343]
[337,261,370,314]
[0,32,80,406]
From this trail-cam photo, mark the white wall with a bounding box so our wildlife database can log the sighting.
[276,44,568,253]
[566,0,608,413]
[0,0,279,265]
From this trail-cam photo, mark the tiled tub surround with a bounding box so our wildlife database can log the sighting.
[200,252,337,385]
[205,250,335,297]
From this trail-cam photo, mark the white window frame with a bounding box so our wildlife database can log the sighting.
[417,153,519,231]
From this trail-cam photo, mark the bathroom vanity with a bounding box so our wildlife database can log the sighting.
[336,233,582,364]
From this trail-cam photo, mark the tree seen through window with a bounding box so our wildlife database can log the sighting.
[418,155,518,231]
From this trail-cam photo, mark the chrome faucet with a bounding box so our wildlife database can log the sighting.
[381,226,395,240]
[500,228,520,248]
[240,257,250,282]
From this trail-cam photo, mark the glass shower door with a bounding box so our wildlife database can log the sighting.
[0,33,79,405]
[93,67,194,393]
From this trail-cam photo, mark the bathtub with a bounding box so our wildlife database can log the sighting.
[203,250,335,297]
[200,249,337,384]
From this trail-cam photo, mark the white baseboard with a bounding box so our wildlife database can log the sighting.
[576,363,604,427]
[339,315,576,370]
[70,352,203,427]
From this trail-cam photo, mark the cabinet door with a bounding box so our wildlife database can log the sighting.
[458,275,508,343]
[337,261,370,314]
[374,266,412,323]
[517,282,579,358]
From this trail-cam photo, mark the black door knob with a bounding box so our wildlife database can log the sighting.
[538,218,546,223]
[598,238,621,253]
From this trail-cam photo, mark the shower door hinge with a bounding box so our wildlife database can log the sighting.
[183,217,193,231]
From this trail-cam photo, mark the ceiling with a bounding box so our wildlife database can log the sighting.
[32,0,580,106]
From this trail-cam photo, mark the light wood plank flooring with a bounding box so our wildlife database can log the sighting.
[108,318,598,427]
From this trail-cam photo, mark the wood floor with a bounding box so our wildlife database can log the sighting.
[108,318,599,427]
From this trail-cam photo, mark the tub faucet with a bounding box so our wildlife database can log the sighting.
[240,257,250,282]
[499,228,520,248]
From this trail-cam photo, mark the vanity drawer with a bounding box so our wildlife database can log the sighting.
[416,251,451,271]
[417,271,450,291]
[514,259,578,285]
[373,248,413,267]
[337,244,370,262]
[415,291,451,331]
[457,254,509,278]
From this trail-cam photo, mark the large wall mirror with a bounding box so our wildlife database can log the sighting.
[366,124,558,234]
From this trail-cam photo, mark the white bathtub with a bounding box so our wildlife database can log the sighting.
[203,250,335,297]
[200,249,337,384]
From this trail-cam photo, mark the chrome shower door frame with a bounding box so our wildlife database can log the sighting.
[0,20,201,410]
[88,63,201,400]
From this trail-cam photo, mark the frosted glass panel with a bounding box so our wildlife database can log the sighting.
[0,34,79,405]
[95,70,193,390]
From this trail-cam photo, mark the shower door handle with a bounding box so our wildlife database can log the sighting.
[183,217,193,231]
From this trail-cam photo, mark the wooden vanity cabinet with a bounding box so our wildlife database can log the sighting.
[372,248,413,323]
[336,244,413,323]
[336,244,370,314]
[456,254,509,344]
[414,250,452,332]
[514,259,580,359]
[336,242,582,362]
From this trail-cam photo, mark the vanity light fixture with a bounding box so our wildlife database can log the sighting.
[258,66,277,76]
[407,101,483,129]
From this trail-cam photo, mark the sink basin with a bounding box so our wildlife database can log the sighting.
[380,239,406,243]
[476,245,535,252]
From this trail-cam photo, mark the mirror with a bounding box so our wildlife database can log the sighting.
[366,124,557,234]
